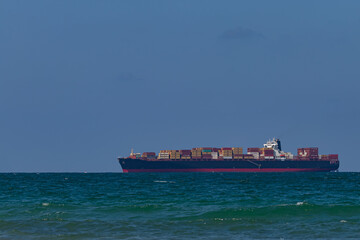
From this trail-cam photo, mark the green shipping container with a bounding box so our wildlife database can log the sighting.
[202,149,211,152]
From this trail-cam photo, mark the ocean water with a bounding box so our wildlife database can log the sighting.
[0,173,359,239]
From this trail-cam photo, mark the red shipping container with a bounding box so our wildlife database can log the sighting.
[221,147,232,150]
[142,152,156,157]
[328,154,338,160]
[264,149,274,156]
[180,150,191,154]
[248,148,260,152]
[143,152,155,155]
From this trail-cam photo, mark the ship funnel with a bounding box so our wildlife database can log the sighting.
[276,139,282,151]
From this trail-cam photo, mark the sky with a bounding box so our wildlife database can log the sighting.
[1,0,360,172]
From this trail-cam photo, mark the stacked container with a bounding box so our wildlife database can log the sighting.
[220,148,233,159]
[202,148,212,153]
[248,152,260,159]
[260,148,274,159]
[202,154,212,159]
[232,147,243,160]
[243,154,253,159]
[284,152,294,159]
[298,148,319,159]
[201,148,212,159]
[191,148,202,159]
[169,150,181,160]
[180,150,191,160]
[320,154,338,160]
[142,152,156,159]
[248,148,261,153]
[233,154,243,160]
[247,148,261,160]
[320,155,329,160]
[211,152,219,159]
[158,151,170,159]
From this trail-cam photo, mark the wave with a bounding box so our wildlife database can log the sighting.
[174,203,360,221]
[153,180,175,183]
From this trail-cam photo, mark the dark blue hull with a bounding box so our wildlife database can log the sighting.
[118,158,339,173]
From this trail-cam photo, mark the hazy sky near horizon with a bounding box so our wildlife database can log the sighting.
[1,0,360,172]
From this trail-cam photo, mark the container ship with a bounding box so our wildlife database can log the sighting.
[118,139,339,173]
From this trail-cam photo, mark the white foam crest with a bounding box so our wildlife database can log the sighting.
[153,180,175,183]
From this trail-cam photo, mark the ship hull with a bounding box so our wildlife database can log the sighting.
[118,158,339,173]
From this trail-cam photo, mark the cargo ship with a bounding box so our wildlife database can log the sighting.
[118,139,339,173]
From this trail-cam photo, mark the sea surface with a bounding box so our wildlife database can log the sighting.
[0,173,359,239]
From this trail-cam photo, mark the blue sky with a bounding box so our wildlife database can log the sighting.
[1,0,359,172]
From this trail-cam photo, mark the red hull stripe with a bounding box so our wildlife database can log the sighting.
[122,168,332,173]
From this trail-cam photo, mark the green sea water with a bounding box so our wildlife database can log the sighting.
[0,173,359,239]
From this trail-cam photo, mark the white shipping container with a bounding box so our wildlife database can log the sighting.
[211,152,218,159]
[223,156,232,159]
[159,153,170,158]
[248,152,260,159]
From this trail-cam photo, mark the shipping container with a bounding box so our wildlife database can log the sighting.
[180,150,191,154]
[320,155,329,160]
[263,149,274,156]
[298,148,318,158]
[233,154,243,160]
[142,152,156,156]
[202,154,212,159]
[248,152,260,159]
[202,149,212,153]
[232,147,243,152]
[248,148,260,153]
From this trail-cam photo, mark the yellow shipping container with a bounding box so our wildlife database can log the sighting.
[232,147,243,151]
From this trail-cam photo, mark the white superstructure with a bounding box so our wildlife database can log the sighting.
[263,138,293,159]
